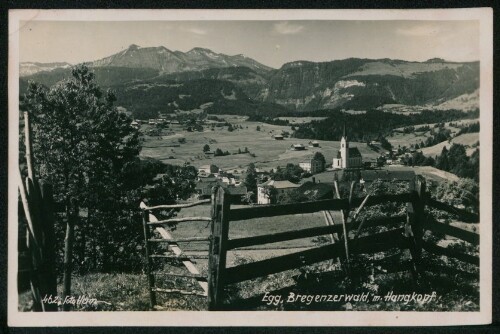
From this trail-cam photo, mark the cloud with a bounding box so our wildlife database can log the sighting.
[185,27,207,35]
[396,25,440,37]
[273,22,304,35]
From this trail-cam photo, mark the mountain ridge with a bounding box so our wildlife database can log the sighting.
[19,45,479,118]
[90,44,273,75]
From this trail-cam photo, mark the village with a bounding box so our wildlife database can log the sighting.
[135,112,460,206]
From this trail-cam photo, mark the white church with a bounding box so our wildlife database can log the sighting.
[332,126,363,169]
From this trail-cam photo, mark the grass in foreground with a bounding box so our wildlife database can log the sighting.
[19,271,207,311]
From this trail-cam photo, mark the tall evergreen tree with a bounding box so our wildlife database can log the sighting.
[22,65,141,304]
[244,163,258,202]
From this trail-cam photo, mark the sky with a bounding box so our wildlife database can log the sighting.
[19,20,479,68]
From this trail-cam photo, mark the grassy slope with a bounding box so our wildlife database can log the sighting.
[388,119,478,149]
[420,133,479,157]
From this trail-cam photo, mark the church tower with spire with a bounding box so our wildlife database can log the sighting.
[340,123,349,168]
[333,123,363,170]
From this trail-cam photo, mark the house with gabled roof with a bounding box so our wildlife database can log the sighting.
[257,179,300,205]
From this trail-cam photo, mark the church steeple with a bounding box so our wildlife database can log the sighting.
[340,122,349,168]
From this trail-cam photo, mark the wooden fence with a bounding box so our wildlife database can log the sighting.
[206,177,479,310]
[141,176,479,311]
[18,112,58,311]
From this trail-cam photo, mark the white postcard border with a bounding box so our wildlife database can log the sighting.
[8,8,493,327]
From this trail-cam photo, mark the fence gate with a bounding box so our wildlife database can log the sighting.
[140,199,212,310]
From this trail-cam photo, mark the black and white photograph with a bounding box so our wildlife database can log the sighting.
[7,9,493,326]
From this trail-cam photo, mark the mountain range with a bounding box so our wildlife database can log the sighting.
[20,44,479,119]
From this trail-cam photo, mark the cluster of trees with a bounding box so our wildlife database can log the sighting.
[20,66,199,297]
[203,144,251,156]
[415,125,431,132]
[400,151,436,167]
[271,164,305,183]
[378,136,392,151]
[214,148,231,156]
[202,144,230,156]
[237,147,250,154]
[457,122,480,135]
[431,178,479,213]
[292,109,477,142]
[247,114,290,126]
[435,145,479,181]
[420,127,452,148]
[401,143,479,182]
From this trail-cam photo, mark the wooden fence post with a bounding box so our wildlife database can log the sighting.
[62,209,75,312]
[210,187,230,310]
[24,112,35,181]
[340,181,355,277]
[405,177,426,282]
[39,182,58,311]
[412,177,426,270]
[142,209,156,309]
[208,187,218,309]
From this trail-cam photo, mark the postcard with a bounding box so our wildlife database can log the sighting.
[8,8,493,326]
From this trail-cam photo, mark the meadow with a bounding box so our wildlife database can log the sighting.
[388,118,478,149]
[140,115,382,171]
[421,133,479,157]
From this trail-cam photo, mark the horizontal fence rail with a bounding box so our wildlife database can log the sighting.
[423,218,479,245]
[421,241,479,265]
[148,237,210,243]
[224,227,407,285]
[153,271,208,281]
[226,215,407,250]
[227,224,344,250]
[147,216,212,226]
[351,215,407,231]
[152,288,207,297]
[144,199,211,211]
[426,198,479,223]
[228,198,349,221]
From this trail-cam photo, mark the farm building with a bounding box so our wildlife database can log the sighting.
[310,141,320,147]
[198,164,220,177]
[291,144,306,151]
[332,126,363,169]
[195,179,247,201]
[131,120,140,129]
[299,158,325,174]
[257,180,300,205]
[273,134,284,140]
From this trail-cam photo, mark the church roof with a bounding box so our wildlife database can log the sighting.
[348,147,362,158]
